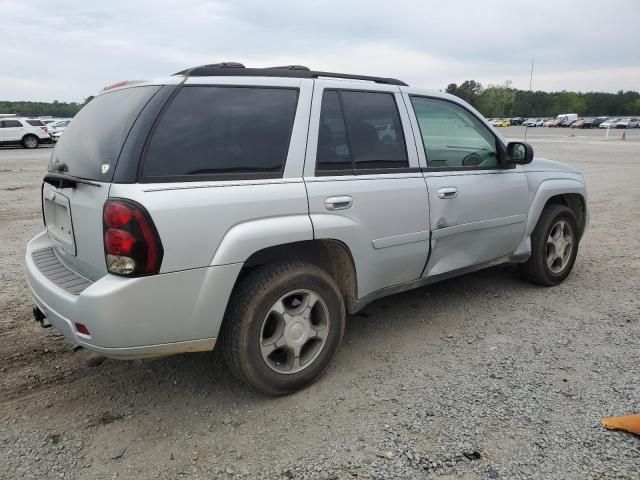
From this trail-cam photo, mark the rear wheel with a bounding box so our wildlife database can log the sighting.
[221,262,345,395]
[521,204,579,286]
[22,135,39,149]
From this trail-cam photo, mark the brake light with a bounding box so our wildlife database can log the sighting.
[103,80,128,91]
[40,126,47,132]
[103,199,163,276]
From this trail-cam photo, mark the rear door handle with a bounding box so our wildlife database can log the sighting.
[325,195,353,210]
[437,187,458,199]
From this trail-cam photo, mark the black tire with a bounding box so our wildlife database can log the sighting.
[221,262,345,396]
[521,204,580,286]
[22,135,39,149]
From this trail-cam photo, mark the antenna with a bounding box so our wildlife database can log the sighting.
[525,58,534,142]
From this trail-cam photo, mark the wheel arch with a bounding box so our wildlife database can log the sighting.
[514,178,588,255]
[237,239,358,313]
[543,193,587,238]
[526,179,587,237]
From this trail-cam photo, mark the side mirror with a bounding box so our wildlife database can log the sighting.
[506,141,534,165]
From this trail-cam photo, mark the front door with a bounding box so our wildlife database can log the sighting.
[405,94,528,277]
[304,80,430,299]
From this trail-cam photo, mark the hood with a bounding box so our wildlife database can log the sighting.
[520,157,581,175]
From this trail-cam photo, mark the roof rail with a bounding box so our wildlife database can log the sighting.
[173,63,407,86]
[266,65,311,71]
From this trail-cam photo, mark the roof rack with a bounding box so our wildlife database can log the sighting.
[173,62,408,86]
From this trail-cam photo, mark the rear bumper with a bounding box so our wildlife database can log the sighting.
[25,232,242,359]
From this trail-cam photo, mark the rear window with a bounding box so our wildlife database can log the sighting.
[48,86,160,181]
[26,119,44,126]
[141,86,298,181]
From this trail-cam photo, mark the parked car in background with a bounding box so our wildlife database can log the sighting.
[570,119,587,128]
[48,119,72,140]
[556,113,578,124]
[491,118,511,127]
[524,118,545,127]
[613,118,640,129]
[543,119,555,127]
[599,118,620,129]
[0,118,51,148]
[510,117,525,126]
[24,63,589,395]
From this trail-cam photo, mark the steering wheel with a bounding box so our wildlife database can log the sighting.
[462,151,497,167]
[462,152,483,167]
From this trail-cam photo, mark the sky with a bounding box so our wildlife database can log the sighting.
[2,0,639,102]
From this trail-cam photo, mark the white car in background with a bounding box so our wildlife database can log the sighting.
[599,118,620,129]
[613,118,639,129]
[0,117,52,148]
[48,119,72,141]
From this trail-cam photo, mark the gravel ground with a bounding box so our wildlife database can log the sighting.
[1,127,639,479]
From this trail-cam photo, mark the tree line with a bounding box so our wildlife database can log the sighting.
[0,97,94,118]
[445,80,640,118]
[2,84,640,119]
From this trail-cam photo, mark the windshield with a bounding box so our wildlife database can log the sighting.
[48,86,160,181]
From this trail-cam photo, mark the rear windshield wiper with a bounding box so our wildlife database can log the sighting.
[43,172,102,189]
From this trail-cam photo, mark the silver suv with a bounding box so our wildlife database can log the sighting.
[26,63,588,395]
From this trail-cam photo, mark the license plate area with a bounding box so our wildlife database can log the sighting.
[43,188,76,255]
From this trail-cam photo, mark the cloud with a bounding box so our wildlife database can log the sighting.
[1,0,638,101]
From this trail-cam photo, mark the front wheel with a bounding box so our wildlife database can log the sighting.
[221,262,345,395]
[521,204,580,286]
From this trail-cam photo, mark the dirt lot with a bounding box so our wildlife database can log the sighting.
[1,127,639,479]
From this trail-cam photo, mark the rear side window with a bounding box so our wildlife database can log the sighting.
[316,91,352,171]
[49,86,160,181]
[142,86,299,181]
[316,90,408,173]
[1,120,22,128]
[26,120,44,126]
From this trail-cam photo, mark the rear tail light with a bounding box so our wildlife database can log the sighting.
[40,126,48,133]
[103,199,163,276]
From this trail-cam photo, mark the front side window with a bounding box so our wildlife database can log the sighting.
[142,86,299,180]
[316,90,408,173]
[410,97,499,169]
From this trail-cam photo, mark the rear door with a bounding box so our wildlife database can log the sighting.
[304,80,430,299]
[405,94,528,277]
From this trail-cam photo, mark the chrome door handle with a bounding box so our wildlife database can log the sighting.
[325,195,353,210]
[437,187,458,199]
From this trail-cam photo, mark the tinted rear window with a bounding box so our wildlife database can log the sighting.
[48,86,160,181]
[141,86,298,181]
[26,119,44,126]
